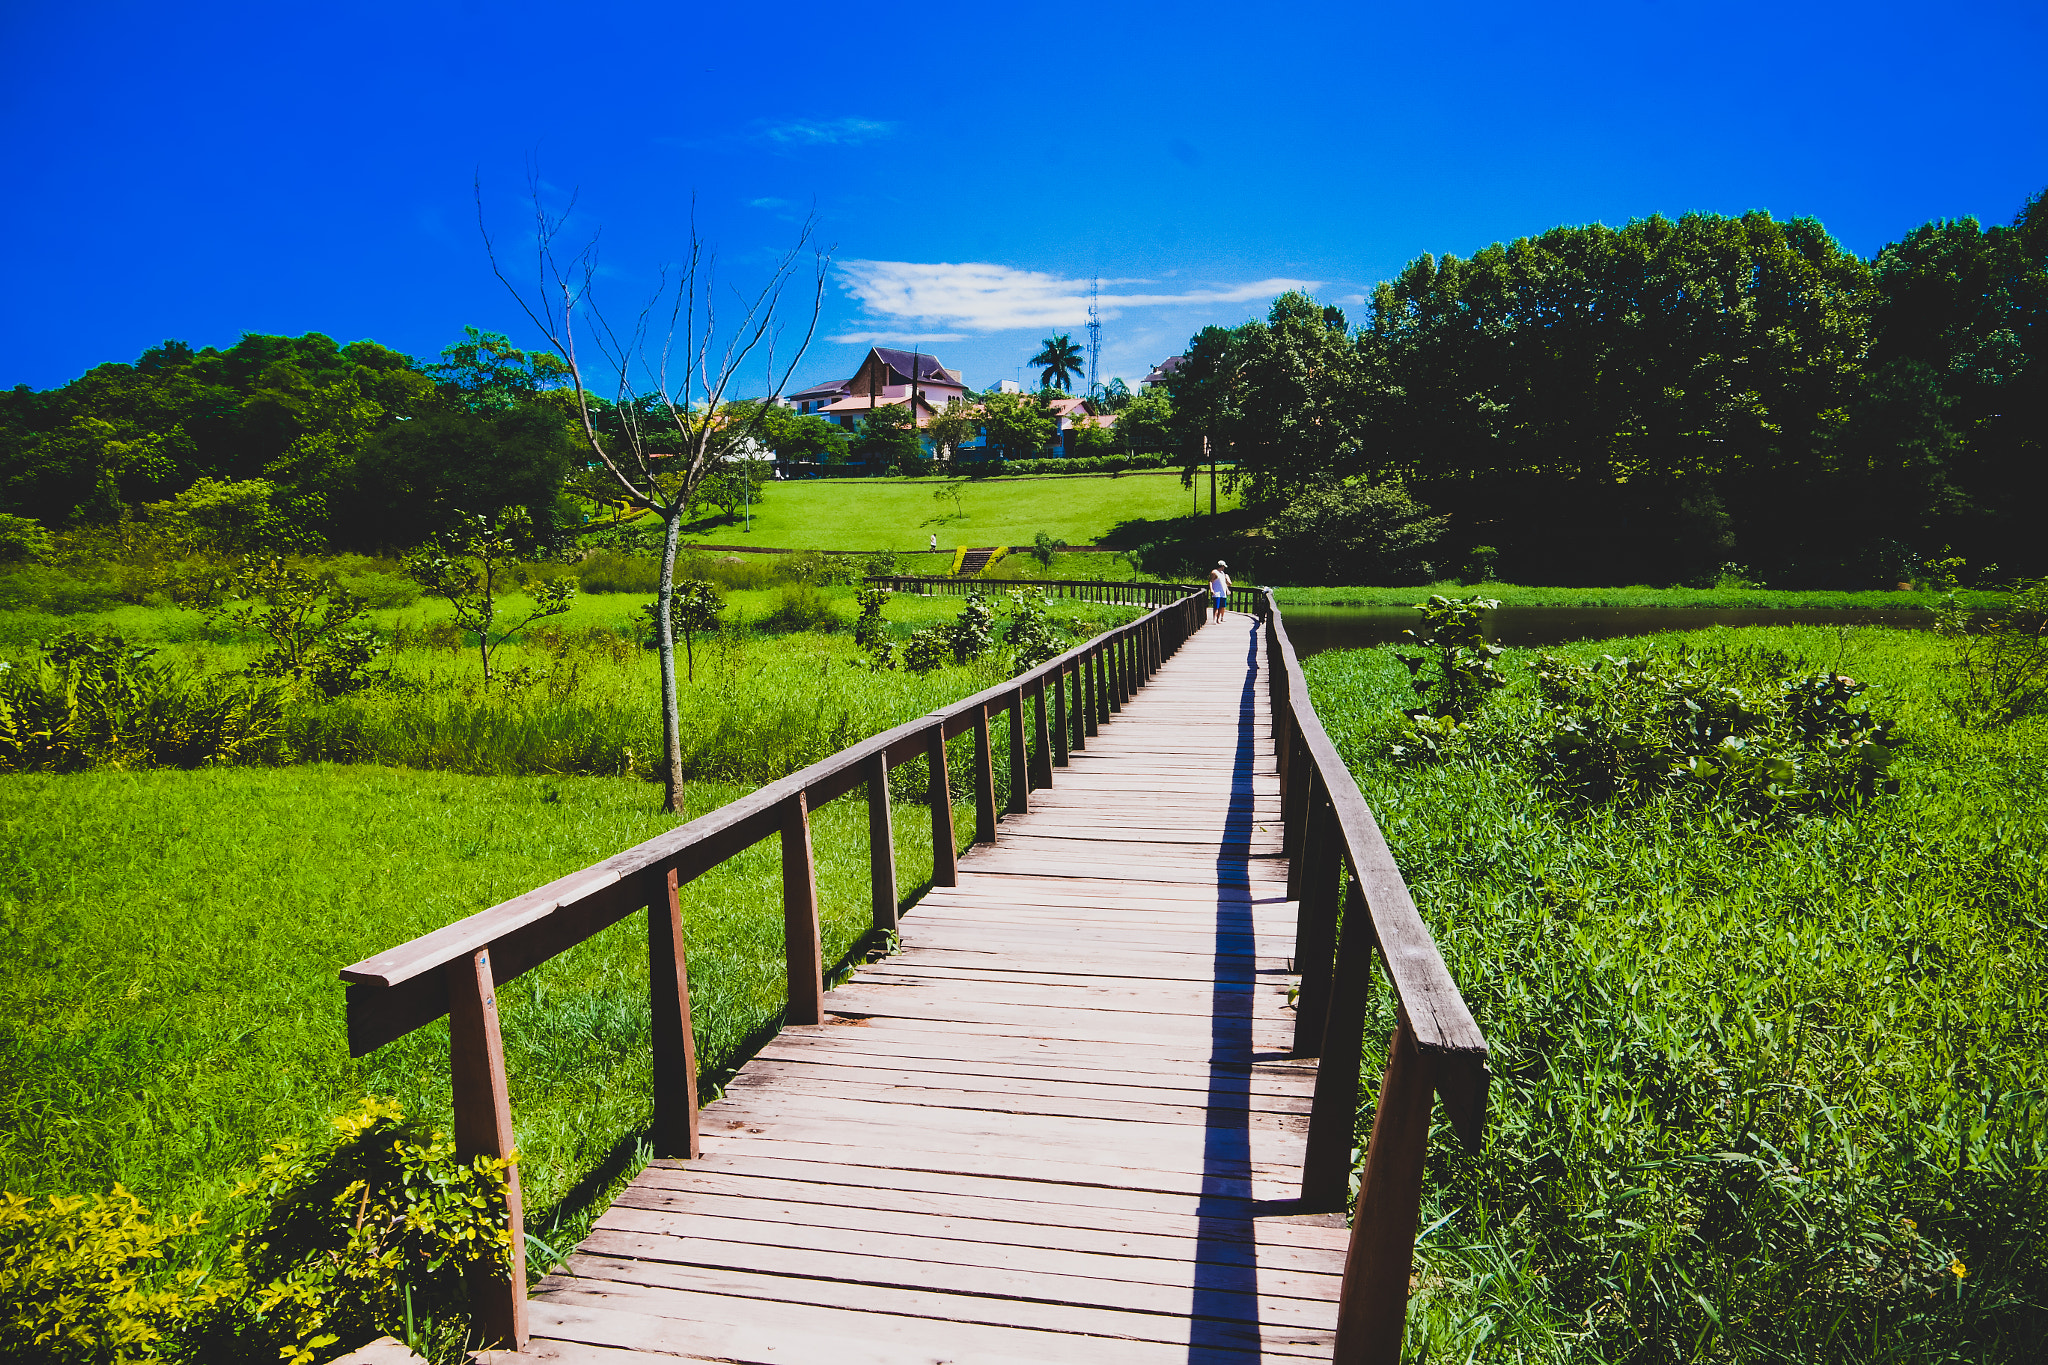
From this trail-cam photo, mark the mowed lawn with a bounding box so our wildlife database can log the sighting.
[0,763,975,1256]
[682,471,1237,551]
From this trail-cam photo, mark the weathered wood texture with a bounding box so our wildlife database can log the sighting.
[499,615,1350,1363]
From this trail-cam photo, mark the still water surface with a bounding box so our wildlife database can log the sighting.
[1275,606,1938,658]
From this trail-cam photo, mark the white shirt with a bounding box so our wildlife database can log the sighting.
[1210,571,1230,597]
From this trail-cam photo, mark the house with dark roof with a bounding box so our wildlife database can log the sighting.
[1141,355,1185,389]
[786,348,969,428]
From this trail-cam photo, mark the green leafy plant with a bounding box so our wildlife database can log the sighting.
[1934,577,2048,727]
[403,511,575,688]
[946,594,995,665]
[1395,595,1505,721]
[0,1185,236,1365]
[1529,648,1899,819]
[1029,531,1067,567]
[210,557,381,698]
[0,631,288,773]
[638,579,723,680]
[853,585,895,671]
[1002,590,1062,673]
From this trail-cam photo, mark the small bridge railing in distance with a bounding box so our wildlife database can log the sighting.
[1262,586,1492,1360]
[335,581,1211,1349]
[873,573,1267,618]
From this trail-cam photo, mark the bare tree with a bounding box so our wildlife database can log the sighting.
[483,178,830,813]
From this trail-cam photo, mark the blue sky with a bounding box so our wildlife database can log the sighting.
[4,1,2043,396]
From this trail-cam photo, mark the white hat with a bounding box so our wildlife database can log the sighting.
[1216,560,1227,568]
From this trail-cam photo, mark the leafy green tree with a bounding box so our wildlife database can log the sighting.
[426,327,572,412]
[1029,335,1085,391]
[1096,377,1133,412]
[852,404,923,473]
[143,477,305,555]
[924,398,981,464]
[0,513,52,562]
[1265,477,1447,585]
[977,392,1054,460]
[210,556,381,696]
[402,510,575,687]
[697,457,768,521]
[355,406,578,546]
[641,578,723,680]
[719,398,848,464]
[1113,385,1174,456]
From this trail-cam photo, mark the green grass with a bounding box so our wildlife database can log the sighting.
[0,757,995,1270]
[677,471,1239,551]
[1304,626,2046,1360]
[1272,581,2009,610]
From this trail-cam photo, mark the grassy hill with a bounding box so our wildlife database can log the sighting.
[678,471,1240,551]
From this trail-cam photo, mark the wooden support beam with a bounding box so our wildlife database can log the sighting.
[926,721,956,887]
[865,750,897,934]
[1006,689,1028,815]
[1302,878,1378,1209]
[1332,1010,1438,1360]
[1029,677,1053,787]
[973,705,999,844]
[448,948,529,1349]
[1051,667,1070,766]
[1291,786,1342,1055]
[648,870,700,1159]
[781,792,824,1025]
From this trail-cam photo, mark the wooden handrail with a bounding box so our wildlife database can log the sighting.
[339,579,1213,1348]
[337,581,1485,1358]
[1261,586,1490,1362]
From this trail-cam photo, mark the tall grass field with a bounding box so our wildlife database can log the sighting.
[1305,624,2045,1361]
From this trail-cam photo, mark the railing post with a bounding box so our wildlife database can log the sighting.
[781,792,824,1025]
[1303,876,1379,1209]
[650,869,700,1159]
[1291,783,1342,1054]
[448,948,529,1349]
[926,720,957,886]
[865,750,897,934]
[1083,648,1101,737]
[1052,666,1071,764]
[1332,1010,1439,1359]
[1006,689,1028,815]
[1283,731,1315,901]
[1029,679,1053,788]
[973,704,998,844]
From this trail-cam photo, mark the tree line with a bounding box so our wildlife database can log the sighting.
[1153,194,2047,586]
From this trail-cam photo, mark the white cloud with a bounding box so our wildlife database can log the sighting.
[750,197,793,209]
[837,260,1321,334]
[757,117,893,147]
[826,330,969,345]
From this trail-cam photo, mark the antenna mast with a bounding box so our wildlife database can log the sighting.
[1086,278,1102,400]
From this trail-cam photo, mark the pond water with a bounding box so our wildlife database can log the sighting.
[1275,606,1939,658]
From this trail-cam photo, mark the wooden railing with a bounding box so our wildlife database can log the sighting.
[336,582,1486,1360]
[337,581,1212,1348]
[1262,585,1491,1359]
[870,573,1266,617]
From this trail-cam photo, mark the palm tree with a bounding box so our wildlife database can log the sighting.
[1030,334,1085,391]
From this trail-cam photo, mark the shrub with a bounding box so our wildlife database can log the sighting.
[760,582,838,633]
[1265,477,1447,585]
[573,551,661,594]
[0,565,123,615]
[1394,595,1506,722]
[775,550,864,587]
[853,586,895,670]
[211,558,383,698]
[1029,532,1068,567]
[1527,647,1899,820]
[1001,591,1062,672]
[0,1186,233,1365]
[0,514,53,563]
[0,632,291,773]
[1935,577,2048,726]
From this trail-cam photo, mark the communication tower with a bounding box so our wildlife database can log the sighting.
[1086,278,1102,400]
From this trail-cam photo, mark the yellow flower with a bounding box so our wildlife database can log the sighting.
[1951,1259,1967,1278]
[1901,1218,1916,1231]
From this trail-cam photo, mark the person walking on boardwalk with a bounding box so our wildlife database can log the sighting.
[1209,560,1231,623]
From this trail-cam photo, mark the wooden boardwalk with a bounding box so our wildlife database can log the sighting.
[505,613,1346,1363]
